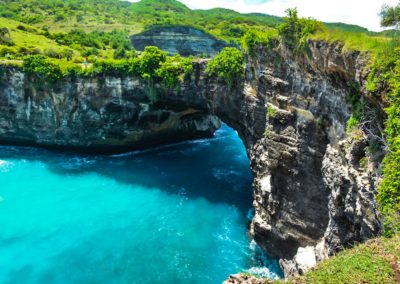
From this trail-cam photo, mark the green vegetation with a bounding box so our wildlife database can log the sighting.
[278,8,322,53]
[0,17,77,59]
[267,105,277,119]
[0,27,13,46]
[367,47,400,237]
[206,47,244,89]
[360,2,400,238]
[156,55,193,88]
[50,29,132,52]
[310,28,397,56]
[291,234,400,284]
[22,55,62,83]
[345,87,368,137]
[133,46,167,80]
[241,29,278,55]
[21,46,193,92]
[0,0,282,43]
[0,0,393,46]
[380,3,400,28]
[0,0,396,64]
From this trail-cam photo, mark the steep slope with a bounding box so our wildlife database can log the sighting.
[0,18,79,56]
[0,0,390,40]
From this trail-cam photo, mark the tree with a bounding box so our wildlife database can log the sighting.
[0,27,10,38]
[156,55,193,88]
[0,27,13,46]
[278,8,321,52]
[22,55,62,83]
[206,47,244,89]
[380,3,400,28]
[139,46,167,80]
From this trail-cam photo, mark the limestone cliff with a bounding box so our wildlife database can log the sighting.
[0,40,383,278]
[0,68,220,152]
[245,41,383,277]
[131,26,230,56]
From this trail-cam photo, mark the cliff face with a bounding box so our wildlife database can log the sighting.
[245,42,382,276]
[131,26,229,56]
[0,69,221,152]
[0,40,383,277]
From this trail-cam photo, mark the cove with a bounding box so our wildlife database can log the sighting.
[0,124,282,284]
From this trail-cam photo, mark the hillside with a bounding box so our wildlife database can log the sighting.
[295,234,400,284]
[0,0,280,40]
[226,234,400,284]
[0,0,393,41]
[0,0,396,62]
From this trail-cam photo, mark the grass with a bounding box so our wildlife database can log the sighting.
[0,17,139,61]
[37,16,143,34]
[0,18,78,57]
[287,234,400,284]
[311,27,399,57]
[238,234,399,284]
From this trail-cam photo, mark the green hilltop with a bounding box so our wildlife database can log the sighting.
[0,0,394,40]
[0,0,396,62]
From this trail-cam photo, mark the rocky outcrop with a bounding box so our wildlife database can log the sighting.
[131,26,229,56]
[0,40,383,278]
[224,274,270,284]
[0,69,221,152]
[246,41,382,277]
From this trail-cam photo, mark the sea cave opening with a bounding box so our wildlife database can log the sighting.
[0,122,283,283]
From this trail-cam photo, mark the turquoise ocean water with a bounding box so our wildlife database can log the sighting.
[0,124,282,284]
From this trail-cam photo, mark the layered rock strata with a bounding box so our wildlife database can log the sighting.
[131,26,229,56]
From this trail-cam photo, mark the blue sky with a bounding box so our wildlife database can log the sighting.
[129,0,399,31]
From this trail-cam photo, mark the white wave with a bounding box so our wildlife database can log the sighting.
[60,157,96,170]
[247,266,281,279]
[249,239,257,251]
[0,160,13,172]
[212,168,241,180]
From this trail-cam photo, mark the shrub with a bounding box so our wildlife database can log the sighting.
[380,3,400,28]
[0,27,14,46]
[278,8,322,53]
[156,55,193,88]
[137,46,167,80]
[0,46,15,57]
[92,59,130,77]
[345,87,367,136]
[206,47,245,89]
[346,115,360,135]
[267,105,278,119]
[113,46,133,59]
[44,48,62,58]
[22,55,62,83]
[16,24,27,31]
[241,29,278,55]
[55,13,66,22]
[366,46,400,235]
[82,48,99,57]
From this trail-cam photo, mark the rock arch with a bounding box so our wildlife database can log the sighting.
[0,41,382,276]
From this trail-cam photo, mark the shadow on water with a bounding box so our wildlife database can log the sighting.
[0,123,285,282]
[0,124,254,216]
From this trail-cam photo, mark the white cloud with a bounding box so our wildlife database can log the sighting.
[128,0,399,31]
